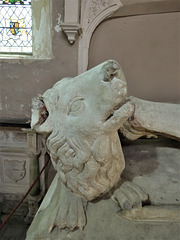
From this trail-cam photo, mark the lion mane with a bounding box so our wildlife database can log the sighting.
[46,127,125,201]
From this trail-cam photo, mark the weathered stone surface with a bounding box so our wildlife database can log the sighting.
[27,60,180,239]
[26,138,180,240]
[0,193,28,216]
[30,60,135,231]
[0,214,28,240]
[0,127,29,195]
[120,96,180,140]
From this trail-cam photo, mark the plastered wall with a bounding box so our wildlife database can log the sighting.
[0,5,179,120]
[89,12,180,102]
[0,0,79,120]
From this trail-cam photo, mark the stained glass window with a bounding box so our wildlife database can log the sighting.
[0,0,32,54]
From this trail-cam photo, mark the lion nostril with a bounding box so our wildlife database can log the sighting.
[103,76,111,82]
[103,73,116,82]
[103,68,119,82]
[110,74,115,80]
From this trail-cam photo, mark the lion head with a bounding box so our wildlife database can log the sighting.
[31,60,134,201]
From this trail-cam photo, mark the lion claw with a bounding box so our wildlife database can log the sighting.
[112,181,149,210]
[49,181,87,232]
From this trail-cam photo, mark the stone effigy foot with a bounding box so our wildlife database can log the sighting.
[112,181,149,210]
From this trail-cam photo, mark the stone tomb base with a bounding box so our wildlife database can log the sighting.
[26,138,180,240]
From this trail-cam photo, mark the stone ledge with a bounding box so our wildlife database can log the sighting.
[0,118,30,128]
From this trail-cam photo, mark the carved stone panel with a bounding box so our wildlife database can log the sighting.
[4,159,26,182]
[0,127,29,194]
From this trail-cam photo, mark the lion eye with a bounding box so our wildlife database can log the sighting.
[71,101,83,112]
[68,98,85,116]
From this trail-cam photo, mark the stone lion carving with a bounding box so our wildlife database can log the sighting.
[29,60,180,235]
[31,60,135,230]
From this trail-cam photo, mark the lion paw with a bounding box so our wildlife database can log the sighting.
[112,181,149,210]
[49,184,87,232]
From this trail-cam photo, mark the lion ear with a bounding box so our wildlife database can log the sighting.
[31,96,53,134]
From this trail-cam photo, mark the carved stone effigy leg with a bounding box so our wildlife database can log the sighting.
[120,96,180,140]
[115,97,180,221]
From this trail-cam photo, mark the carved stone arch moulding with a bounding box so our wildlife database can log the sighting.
[77,0,180,74]
[78,0,123,74]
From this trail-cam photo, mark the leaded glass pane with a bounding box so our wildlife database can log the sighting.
[0,0,32,54]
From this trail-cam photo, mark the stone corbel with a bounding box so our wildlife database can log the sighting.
[61,0,82,44]
[61,23,82,44]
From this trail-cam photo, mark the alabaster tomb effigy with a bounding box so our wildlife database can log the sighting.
[26,60,180,240]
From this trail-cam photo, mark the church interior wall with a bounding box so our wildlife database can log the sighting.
[0,0,179,229]
[89,12,180,102]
